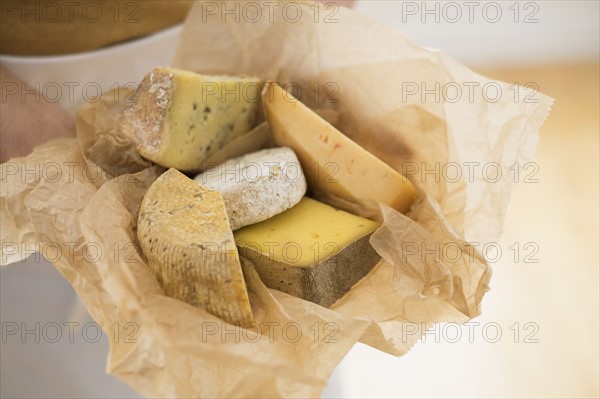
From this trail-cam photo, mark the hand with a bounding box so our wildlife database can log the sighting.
[0,64,74,163]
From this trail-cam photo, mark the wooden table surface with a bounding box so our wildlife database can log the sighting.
[477,62,599,397]
[333,62,599,398]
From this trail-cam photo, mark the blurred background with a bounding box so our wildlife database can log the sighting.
[1,1,598,398]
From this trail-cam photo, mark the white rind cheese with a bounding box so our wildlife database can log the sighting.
[194,147,307,230]
[137,168,254,327]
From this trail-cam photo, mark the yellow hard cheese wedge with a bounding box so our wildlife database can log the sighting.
[120,67,261,172]
[234,197,381,307]
[262,82,417,217]
[137,168,254,327]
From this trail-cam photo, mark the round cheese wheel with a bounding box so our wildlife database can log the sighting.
[195,147,307,230]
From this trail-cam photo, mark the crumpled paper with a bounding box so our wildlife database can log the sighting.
[0,1,553,397]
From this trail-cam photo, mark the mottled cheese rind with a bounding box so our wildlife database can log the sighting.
[262,82,418,217]
[120,67,261,172]
[137,168,254,327]
[234,197,381,308]
[194,147,307,230]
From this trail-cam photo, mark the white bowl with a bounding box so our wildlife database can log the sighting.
[0,24,183,115]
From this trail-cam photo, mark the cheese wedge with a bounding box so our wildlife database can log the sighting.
[194,147,307,230]
[120,67,261,172]
[234,197,381,307]
[137,168,254,327]
[262,82,417,217]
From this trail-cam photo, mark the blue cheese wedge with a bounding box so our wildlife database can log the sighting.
[194,147,307,230]
[120,67,261,172]
[137,168,254,327]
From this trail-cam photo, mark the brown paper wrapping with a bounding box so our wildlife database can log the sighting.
[1,1,553,397]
